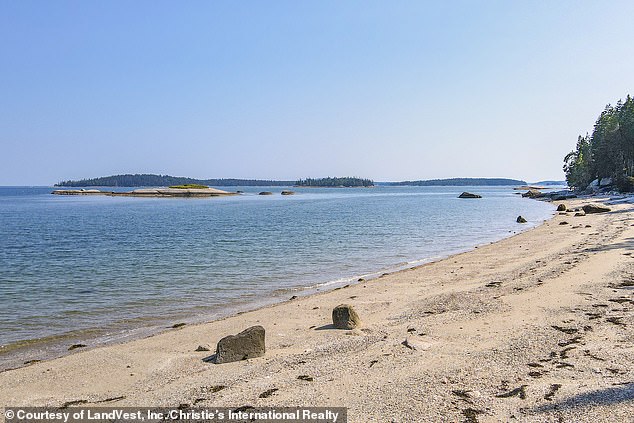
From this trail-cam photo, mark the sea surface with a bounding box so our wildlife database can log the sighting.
[0,185,555,369]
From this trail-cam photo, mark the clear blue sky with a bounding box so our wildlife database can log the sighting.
[1,1,633,185]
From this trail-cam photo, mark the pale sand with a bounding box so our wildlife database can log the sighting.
[1,198,632,422]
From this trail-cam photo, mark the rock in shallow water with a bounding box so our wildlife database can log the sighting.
[516,216,527,223]
[332,304,361,329]
[458,192,482,199]
[214,326,265,364]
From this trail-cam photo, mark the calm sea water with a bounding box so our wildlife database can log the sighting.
[0,185,554,369]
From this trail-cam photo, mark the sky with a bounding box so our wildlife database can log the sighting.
[1,1,633,185]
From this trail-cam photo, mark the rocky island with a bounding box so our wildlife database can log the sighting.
[52,186,237,198]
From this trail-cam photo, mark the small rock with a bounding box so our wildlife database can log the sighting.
[516,216,527,223]
[559,221,569,225]
[258,192,273,196]
[196,345,211,352]
[575,211,586,217]
[332,304,361,329]
[280,190,295,195]
[214,326,266,364]
[556,204,567,211]
[582,203,611,214]
[458,192,482,199]
[68,344,86,351]
[402,338,432,351]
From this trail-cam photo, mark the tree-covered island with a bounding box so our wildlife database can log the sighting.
[295,177,374,187]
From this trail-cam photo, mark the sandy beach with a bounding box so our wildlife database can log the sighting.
[1,197,632,422]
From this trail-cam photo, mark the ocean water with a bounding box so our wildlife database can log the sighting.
[0,185,554,369]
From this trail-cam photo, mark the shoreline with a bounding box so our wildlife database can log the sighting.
[0,206,551,373]
[1,196,632,421]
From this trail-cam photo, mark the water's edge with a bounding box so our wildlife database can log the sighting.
[0,203,554,372]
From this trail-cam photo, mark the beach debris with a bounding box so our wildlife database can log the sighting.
[544,384,562,401]
[458,192,482,199]
[495,385,527,399]
[369,359,379,367]
[582,203,611,214]
[280,190,295,195]
[297,375,314,382]
[461,408,483,423]
[172,323,186,329]
[332,304,361,329]
[401,338,432,351]
[551,325,578,334]
[606,316,626,326]
[195,345,211,352]
[60,399,89,409]
[557,204,567,211]
[452,389,473,403]
[516,215,527,223]
[213,325,266,364]
[258,388,278,398]
[68,344,87,351]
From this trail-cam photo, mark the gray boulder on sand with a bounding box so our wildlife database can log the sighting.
[458,192,482,199]
[332,304,361,329]
[516,216,527,223]
[582,204,611,214]
[214,326,265,364]
[557,204,567,211]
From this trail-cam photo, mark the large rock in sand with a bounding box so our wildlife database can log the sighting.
[582,204,611,214]
[332,304,361,329]
[556,204,567,211]
[214,326,265,364]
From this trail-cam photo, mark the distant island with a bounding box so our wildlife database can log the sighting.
[55,174,294,187]
[532,180,567,186]
[386,178,526,186]
[295,177,374,187]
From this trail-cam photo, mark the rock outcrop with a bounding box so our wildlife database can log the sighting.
[458,192,482,199]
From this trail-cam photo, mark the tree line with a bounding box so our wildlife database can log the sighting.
[55,174,295,187]
[564,95,634,191]
[295,177,374,187]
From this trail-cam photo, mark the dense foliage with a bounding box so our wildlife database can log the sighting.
[564,95,634,191]
[388,178,526,186]
[295,177,374,187]
[168,184,209,189]
[55,174,295,187]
